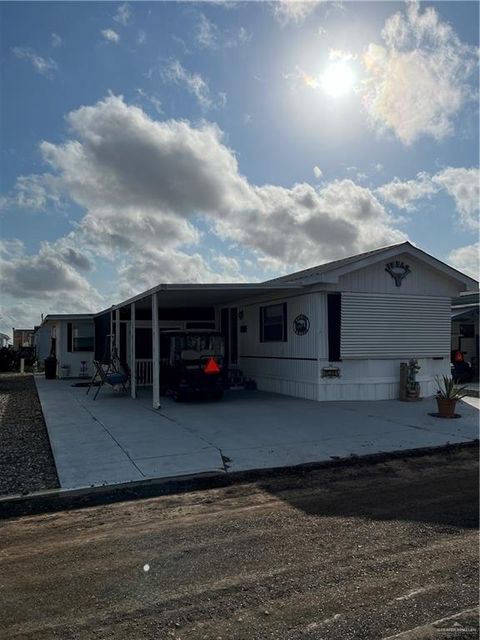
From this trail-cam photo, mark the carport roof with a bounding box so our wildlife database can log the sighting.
[43,313,94,322]
[104,282,303,313]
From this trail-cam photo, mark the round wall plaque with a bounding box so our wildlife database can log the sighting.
[293,314,310,336]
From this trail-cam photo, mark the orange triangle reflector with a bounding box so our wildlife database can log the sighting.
[204,357,220,374]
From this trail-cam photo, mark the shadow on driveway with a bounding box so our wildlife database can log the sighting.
[258,445,479,529]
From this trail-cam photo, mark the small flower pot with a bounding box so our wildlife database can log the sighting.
[436,397,457,418]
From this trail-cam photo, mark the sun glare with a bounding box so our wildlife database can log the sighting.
[321,61,356,98]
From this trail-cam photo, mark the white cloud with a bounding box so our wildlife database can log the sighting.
[433,167,480,229]
[194,13,251,50]
[101,29,120,44]
[4,173,62,210]
[161,59,226,110]
[224,26,252,48]
[234,27,252,47]
[4,95,408,329]
[137,29,146,45]
[0,300,41,336]
[114,2,131,26]
[363,1,477,145]
[377,167,479,229]
[377,172,438,211]
[0,236,101,334]
[272,0,323,26]
[195,13,218,49]
[313,166,323,180]
[216,179,406,271]
[447,243,479,281]
[213,254,241,276]
[51,33,62,48]
[0,241,100,301]
[136,88,162,114]
[0,239,25,259]
[12,47,57,77]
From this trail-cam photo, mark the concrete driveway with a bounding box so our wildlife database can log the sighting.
[35,377,479,490]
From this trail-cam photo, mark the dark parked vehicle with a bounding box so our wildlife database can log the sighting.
[162,331,226,401]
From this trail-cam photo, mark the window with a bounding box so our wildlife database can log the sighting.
[260,303,287,342]
[67,322,94,352]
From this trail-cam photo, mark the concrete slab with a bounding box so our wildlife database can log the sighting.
[35,378,224,489]
[35,378,479,490]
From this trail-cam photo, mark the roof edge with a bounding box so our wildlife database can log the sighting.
[104,282,304,313]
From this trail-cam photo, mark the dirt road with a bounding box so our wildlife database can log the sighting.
[1,447,478,640]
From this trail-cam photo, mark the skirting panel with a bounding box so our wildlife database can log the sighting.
[252,375,318,401]
[318,378,438,402]
[251,376,438,402]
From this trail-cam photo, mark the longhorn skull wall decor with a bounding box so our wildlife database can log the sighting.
[385,260,411,287]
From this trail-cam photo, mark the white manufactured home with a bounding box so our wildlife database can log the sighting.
[40,242,477,407]
[40,314,95,378]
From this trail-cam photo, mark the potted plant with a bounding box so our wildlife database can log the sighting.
[435,375,468,418]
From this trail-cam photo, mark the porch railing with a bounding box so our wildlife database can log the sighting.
[135,359,153,386]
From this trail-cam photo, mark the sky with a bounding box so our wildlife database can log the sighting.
[0,0,479,336]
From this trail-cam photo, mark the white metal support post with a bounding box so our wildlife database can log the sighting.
[130,302,136,399]
[55,322,62,377]
[152,293,160,409]
[115,309,121,360]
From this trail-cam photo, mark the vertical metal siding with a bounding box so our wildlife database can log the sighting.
[341,293,451,358]
[337,253,462,297]
[238,292,323,399]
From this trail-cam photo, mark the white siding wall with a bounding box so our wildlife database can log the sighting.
[341,293,451,358]
[56,320,95,378]
[237,287,452,402]
[238,292,323,400]
[317,357,449,401]
[336,253,462,297]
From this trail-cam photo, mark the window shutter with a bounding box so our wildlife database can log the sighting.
[67,323,73,353]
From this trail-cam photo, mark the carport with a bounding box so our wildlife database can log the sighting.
[95,283,301,409]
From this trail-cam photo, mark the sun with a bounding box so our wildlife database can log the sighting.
[321,61,356,98]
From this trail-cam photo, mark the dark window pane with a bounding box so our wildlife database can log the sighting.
[264,304,284,321]
[73,336,94,352]
[260,303,287,342]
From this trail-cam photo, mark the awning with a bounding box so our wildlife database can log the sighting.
[112,283,303,311]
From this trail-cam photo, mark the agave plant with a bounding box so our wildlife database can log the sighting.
[435,375,468,400]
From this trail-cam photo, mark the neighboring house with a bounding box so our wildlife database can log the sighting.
[12,328,34,349]
[0,333,10,348]
[41,242,477,405]
[32,324,53,365]
[40,314,95,378]
[451,291,479,366]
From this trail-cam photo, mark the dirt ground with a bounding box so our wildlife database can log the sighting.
[0,374,58,495]
[1,446,478,640]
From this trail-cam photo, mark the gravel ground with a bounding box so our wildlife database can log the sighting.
[0,374,59,495]
[1,446,478,639]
